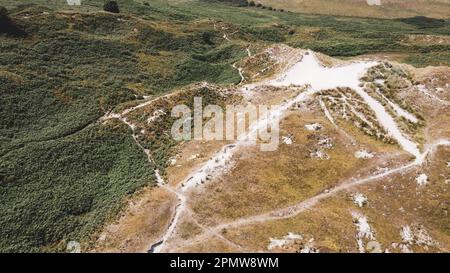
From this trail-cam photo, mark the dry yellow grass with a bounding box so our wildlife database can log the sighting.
[257,0,450,19]
[91,186,177,253]
[166,139,233,187]
[188,102,402,226]
[176,237,240,253]
[209,146,450,253]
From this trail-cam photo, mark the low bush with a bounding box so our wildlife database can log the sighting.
[400,16,447,29]
[0,6,26,37]
[103,0,120,13]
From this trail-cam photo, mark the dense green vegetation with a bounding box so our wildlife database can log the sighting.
[400,16,447,29]
[0,122,154,252]
[209,0,250,7]
[0,6,8,22]
[103,1,120,14]
[0,6,27,36]
[0,0,449,252]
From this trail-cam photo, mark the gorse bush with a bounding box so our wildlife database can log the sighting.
[0,6,26,37]
[103,0,120,13]
[0,6,7,20]
[204,0,251,7]
[0,1,249,252]
[400,16,447,29]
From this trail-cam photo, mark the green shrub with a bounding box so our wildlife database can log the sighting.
[246,26,286,42]
[400,16,447,29]
[0,6,7,20]
[103,0,120,13]
[210,0,249,7]
[0,6,26,37]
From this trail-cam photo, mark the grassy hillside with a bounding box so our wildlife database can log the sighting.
[256,0,450,19]
[0,0,449,252]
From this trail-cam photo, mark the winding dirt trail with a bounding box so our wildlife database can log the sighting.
[153,52,385,252]
[154,52,448,252]
[100,44,448,253]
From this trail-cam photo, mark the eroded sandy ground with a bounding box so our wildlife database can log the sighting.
[91,44,449,253]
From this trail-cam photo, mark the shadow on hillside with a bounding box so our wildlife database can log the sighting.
[399,16,448,29]
[0,10,27,37]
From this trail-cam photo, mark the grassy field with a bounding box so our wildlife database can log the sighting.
[256,0,450,19]
[0,0,449,252]
[216,147,450,253]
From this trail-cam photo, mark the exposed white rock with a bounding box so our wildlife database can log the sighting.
[147,109,166,124]
[285,232,303,240]
[352,212,376,253]
[310,150,329,160]
[400,226,414,243]
[98,234,107,242]
[66,241,81,253]
[67,0,81,5]
[415,227,436,246]
[169,158,177,166]
[352,213,374,240]
[267,238,288,250]
[395,225,437,253]
[300,238,319,253]
[366,0,381,6]
[392,243,412,253]
[268,233,319,252]
[305,123,323,131]
[188,154,200,161]
[318,137,333,149]
[355,150,375,159]
[352,193,368,207]
[415,173,428,186]
[154,169,165,186]
[267,232,303,250]
[282,136,293,145]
